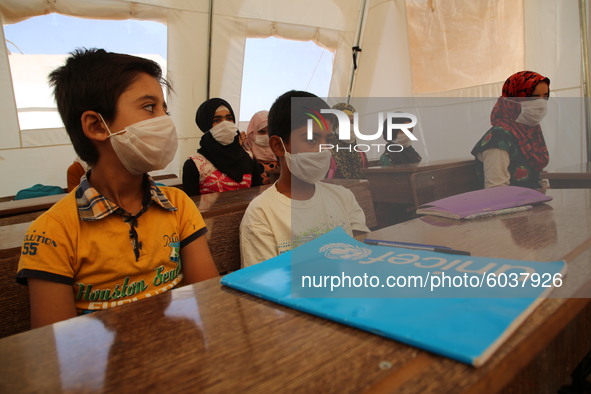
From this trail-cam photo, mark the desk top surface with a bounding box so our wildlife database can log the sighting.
[363,158,475,174]
[542,162,591,178]
[1,189,590,393]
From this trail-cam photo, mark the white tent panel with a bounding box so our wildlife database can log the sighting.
[353,0,414,97]
[524,0,582,92]
[0,145,78,194]
[166,6,210,164]
[0,17,20,150]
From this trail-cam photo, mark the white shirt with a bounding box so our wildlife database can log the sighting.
[240,182,369,267]
[476,149,511,188]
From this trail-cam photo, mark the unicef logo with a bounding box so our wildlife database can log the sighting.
[319,243,372,260]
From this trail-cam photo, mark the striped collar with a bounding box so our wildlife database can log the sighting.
[76,173,176,221]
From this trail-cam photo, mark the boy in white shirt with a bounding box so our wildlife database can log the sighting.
[240,91,369,267]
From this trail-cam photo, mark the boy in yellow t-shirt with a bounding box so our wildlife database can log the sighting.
[17,48,219,328]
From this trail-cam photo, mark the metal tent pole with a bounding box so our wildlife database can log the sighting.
[346,0,368,103]
[206,0,214,100]
[580,0,591,162]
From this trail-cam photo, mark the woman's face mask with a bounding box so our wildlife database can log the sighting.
[280,139,331,184]
[210,121,239,145]
[505,97,548,126]
[516,98,548,126]
[255,134,270,147]
[100,114,178,175]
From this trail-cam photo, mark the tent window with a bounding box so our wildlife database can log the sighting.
[239,37,334,122]
[405,0,524,94]
[3,14,167,131]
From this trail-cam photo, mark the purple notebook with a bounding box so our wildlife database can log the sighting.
[416,186,553,219]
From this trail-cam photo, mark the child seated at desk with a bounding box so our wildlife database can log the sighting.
[239,91,369,267]
[471,71,550,190]
[16,48,219,328]
[378,115,422,166]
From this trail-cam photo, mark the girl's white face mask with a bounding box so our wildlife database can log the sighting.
[210,121,239,145]
[505,97,548,126]
[100,114,178,175]
[280,139,331,184]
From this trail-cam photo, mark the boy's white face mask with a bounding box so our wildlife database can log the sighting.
[280,139,331,184]
[100,114,178,175]
[210,120,238,145]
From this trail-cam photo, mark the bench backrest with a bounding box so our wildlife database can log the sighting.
[0,249,30,338]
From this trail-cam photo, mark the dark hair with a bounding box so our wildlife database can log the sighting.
[195,98,235,132]
[49,48,171,165]
[268,90,330,141]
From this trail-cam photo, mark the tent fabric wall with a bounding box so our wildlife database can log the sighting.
[0,0,211,196]
[208,0,362,119]
[0,17,20,150]
[405,0,525,94]
[0,0,363,196]
[351,0,585,172]
[352,0,414,97]
[0,0,588,197]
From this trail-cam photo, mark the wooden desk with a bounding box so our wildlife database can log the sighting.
[362,159,479,227]
[0,193,64,219]
[1,189,589,393]
[542,162,591,189]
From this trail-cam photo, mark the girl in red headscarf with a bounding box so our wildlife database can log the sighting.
[471,71,550,190]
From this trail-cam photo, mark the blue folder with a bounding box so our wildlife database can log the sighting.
[221,228,565,366]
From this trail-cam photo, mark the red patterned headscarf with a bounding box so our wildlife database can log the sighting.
[490,71,550,171]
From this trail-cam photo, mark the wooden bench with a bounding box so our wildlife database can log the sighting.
[409,163,480,207]
[0,223,31,338]
[0,175,183,226]
[0,179,377,338]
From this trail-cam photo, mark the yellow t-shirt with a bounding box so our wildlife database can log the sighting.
[17,182,206,314]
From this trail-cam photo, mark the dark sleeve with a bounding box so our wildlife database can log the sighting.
[182,159,201,196]
[251,157,264,186]
[403,146,422,163]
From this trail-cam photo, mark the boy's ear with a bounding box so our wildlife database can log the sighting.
[81,111,110,142]
[269,135,287,157]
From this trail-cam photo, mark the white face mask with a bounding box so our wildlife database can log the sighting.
[505,97,548,126]
[100,114,178,175]
[280,139,331,184]
[210,121,238,145]
[255,134,270,147]
[516,98,548,126]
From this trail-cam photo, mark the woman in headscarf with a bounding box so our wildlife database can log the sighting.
[182,98,263,196]
[242,110,279,184]
[471,71,550,190]
[326,102,368,179]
